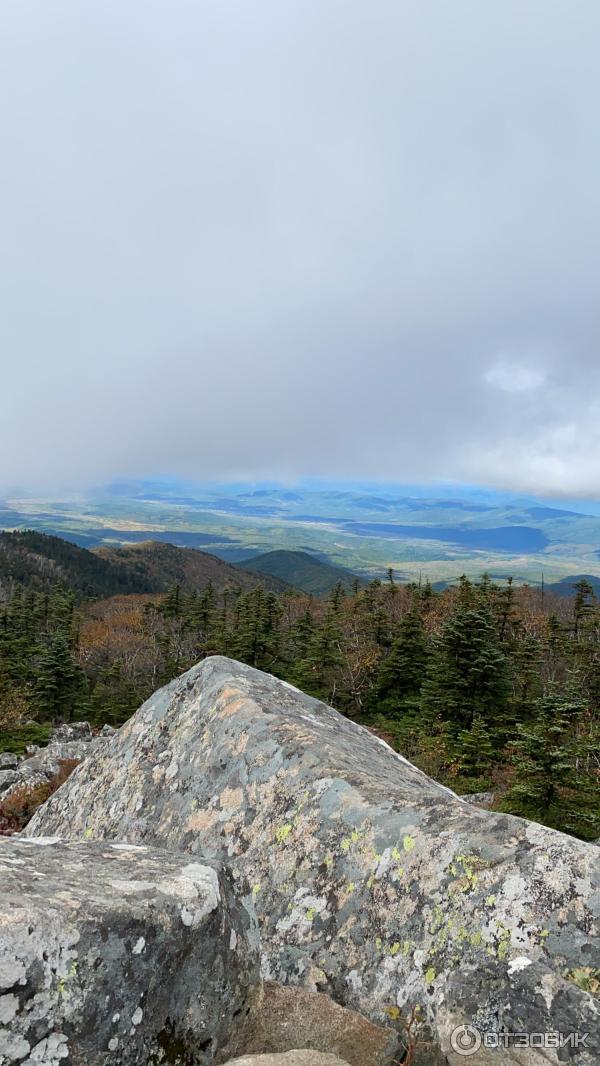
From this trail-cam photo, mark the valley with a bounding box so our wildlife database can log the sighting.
[4,480,600,589]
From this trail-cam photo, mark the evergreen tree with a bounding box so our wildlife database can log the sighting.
[421,600,511,732]
[32,634,88,722]
[457,717,495,785]
[89,663,142,725]
[501,688,600,840]
[292,608,344,704]
[375,607,428,713]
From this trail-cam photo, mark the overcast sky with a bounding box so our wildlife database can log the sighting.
[2,1,600,495]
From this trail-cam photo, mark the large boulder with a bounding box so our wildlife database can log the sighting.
[27,657,600,1064]
[0,836,259,1065]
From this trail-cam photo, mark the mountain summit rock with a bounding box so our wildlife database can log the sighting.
[24,657,600,1063]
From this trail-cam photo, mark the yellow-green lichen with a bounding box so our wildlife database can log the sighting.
[564,967,600,998]
[494,922,512,960]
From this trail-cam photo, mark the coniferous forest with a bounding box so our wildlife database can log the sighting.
[1,567,599,840]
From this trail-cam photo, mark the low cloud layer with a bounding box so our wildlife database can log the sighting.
[1,1,599,495]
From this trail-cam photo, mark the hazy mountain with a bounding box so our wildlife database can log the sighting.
[239,549,362,596]
[548,574,600,598]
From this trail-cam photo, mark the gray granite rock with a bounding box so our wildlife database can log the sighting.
[0,769,20,797]
[51,722,93,744]
[461,791,496,809]
[27,657,600,1064]
[0,753,18,771]
[18,740,91,780]
[0,836,259,1065]
[0,733,106,805]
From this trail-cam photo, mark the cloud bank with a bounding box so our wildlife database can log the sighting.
[1,1,599,495]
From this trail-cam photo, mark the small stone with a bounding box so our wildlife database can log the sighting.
[222,1055,351,1066]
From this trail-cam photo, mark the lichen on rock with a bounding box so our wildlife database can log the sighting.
[0,836,259,1065]
[26,656,600,1063]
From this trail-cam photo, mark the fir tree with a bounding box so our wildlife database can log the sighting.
[32,634,88,722]
[421,600,511,732]
[375,607,428,713]
[292,608,344,704]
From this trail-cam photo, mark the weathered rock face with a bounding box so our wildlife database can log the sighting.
[0,836,259,1065]
[27,657,600,1064]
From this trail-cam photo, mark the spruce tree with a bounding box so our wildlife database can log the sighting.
[292,608,344,704]
[501,688,600,839]
[375,607,428,713]
[420,600,511,733]
[32,634,88,723]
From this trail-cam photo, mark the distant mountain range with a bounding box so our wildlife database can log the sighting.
[4,480,600,585]
[0,529,592,602]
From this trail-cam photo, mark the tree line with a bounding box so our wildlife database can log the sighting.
[0,573,599,840]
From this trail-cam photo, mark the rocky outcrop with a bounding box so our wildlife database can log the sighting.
[0,836,258,1065]
[0,722,110,804]
[27,657,600,1063]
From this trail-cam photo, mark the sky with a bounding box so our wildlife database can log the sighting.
[2,1,600,496]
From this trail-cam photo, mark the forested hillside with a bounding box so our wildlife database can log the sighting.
[0,543,599,840]
[238,549,362,594]
[0,531,152,597]
[93,540,291,594]
[0,531,290,599]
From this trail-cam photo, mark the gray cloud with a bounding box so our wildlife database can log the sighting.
[1,0,600,494]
